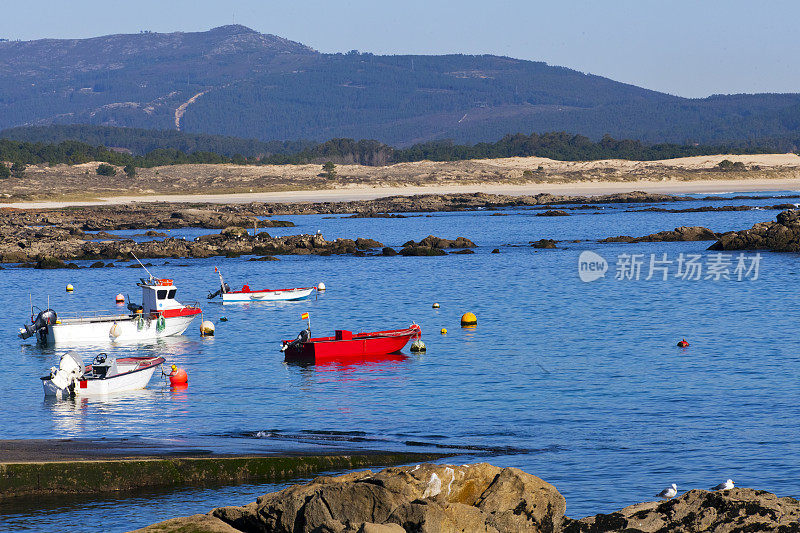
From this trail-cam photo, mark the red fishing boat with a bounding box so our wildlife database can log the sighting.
[281,324,421,363]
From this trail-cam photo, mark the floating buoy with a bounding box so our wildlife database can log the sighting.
[200,320,215,336]
[461,312,477,328]
[109,322,121,338]
[317,282,326,291]
[115,293,125,304]
[168,364,188,386]
[432,303,440,309]
[440,328,447,335]
[677,338,690,348]
[410,340,426,352]
[66,284,74,292]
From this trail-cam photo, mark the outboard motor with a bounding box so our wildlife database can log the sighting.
[19,309,58,341]
[281,328,310,352]
[207,282,231,299]
[43,352,85,398]
[127,301,143,314]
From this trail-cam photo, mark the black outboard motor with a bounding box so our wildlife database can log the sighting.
[127,301,143,314]
[281,328,310,352]
[19,309,58,341]
[207,282,231,299]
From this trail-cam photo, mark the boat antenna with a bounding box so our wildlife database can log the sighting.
[131,252,156,281]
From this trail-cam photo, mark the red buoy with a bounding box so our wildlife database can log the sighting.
[168,365,188,386]
[677,339,689,348]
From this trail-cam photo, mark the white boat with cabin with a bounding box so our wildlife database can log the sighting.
[19,274,201,345]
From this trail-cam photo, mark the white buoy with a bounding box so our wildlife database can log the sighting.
[109,322,121,338]
[66,284,74,292]
[200,320,215,337]
[317,282,326,291]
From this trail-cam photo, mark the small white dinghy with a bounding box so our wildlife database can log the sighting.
[208,267,316,303]
[41,352,165,399]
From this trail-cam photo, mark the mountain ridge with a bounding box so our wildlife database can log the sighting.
[1,25,799,147]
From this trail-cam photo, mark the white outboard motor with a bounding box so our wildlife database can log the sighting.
[42,353,85,398]
[19,309,58,341]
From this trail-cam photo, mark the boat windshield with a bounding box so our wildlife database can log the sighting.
[157,290,167,299]
[167,289,176,298]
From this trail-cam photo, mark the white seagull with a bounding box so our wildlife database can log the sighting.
[656,483,678,499]
[710,479,734,491]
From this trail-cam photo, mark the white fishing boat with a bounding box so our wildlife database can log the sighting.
[19,265,201,345]
[208,267,316,303]
[41,352,165,398]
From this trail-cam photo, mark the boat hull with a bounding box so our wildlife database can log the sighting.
[42,357,164,398]
[283,325,420,363]
[44,313,198,344]
[222,287,314,303]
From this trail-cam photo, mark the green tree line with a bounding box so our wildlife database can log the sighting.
[0,133,771,173]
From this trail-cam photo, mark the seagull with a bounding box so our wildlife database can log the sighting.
[710,479,734,491]
[656,483,678,499]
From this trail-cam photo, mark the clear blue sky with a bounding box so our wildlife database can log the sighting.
[1,0,797,98]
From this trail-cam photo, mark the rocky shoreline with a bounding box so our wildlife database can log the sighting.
[4,194,800,265]
[0,222,477,265]
[133,463,800,533]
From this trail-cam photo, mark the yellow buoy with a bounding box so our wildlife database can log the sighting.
[66,284,74,292]
[432,303,440,309]
[440,328,447,335]
[461,312,477,327]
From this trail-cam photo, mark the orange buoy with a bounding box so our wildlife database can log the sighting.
[677,339,689,348]
[115,293,125,304]
[168,364,188,386]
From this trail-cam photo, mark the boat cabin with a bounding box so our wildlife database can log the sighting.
[137,278,185,314]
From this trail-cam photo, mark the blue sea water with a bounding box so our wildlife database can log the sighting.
[2,193,800,531]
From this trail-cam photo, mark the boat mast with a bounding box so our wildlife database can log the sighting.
[132,252,156,281]
[214,266,227,293]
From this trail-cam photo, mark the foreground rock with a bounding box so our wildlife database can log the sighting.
[134,464,800,533]
[600,226,719,243]
[709,209,800,251]
[137,463,565,533]
[564,488,800,532]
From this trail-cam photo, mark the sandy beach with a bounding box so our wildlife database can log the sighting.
[4,177,800,209]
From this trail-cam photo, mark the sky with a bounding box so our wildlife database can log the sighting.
[0,0,798,98]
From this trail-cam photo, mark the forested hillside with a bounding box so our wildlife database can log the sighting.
[2,25,800,147]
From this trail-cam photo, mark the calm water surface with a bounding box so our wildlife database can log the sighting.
[2,193,799,530]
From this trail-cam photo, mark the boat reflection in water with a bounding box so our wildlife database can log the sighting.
[43,388,163,434]
[287,352,410,386]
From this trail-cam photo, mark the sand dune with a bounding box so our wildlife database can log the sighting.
[3,153,800,208]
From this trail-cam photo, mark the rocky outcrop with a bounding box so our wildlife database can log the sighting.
[709,209,800,251]
[536,210,570,217]
[402,236,476,249]
[213,464,564,533]
[399,246,447,256]
[564,488,800,532]
[599,226,719,243]
[531,239,558,249]
[134,464,800,533]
